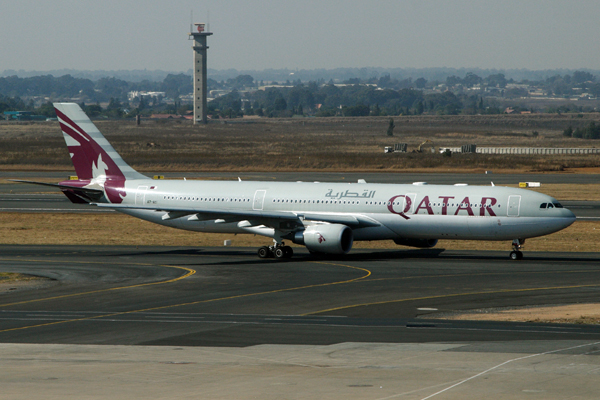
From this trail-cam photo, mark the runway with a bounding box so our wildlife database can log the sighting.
[2,245,600,346]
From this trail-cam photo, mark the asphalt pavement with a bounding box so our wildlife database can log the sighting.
[2,245,600,399]
[2,245,600,346]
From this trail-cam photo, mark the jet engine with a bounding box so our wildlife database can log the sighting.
[292,224,353,254]
[393,238,438,248]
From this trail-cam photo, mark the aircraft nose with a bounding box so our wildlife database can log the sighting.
[562,208,577,225]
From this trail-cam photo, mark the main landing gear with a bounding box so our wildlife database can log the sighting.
[258,241,294,259]
[509,239,525,260]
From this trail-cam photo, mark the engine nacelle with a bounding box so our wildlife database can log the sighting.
[393,238,438,248]
[292,224,353,254]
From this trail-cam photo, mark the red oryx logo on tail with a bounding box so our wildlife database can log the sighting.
[55,105,127,203]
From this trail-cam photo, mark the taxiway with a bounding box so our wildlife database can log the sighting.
[1,245,600,346]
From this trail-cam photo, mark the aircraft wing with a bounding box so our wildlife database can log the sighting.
[93,204,380,227]
[297,212,380,227]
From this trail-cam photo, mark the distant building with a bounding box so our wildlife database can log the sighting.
[149,114,187,120]
[3,111,46,121]
[506,83,530,90]
[529,88,545,97]
[209,89,231,98]
[127,91,166,101]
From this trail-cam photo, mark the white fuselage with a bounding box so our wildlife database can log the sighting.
[114,179,576,242]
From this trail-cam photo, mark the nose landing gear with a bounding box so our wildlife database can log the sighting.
[509,239,525,260]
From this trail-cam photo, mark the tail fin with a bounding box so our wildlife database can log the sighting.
[54,103,147,181]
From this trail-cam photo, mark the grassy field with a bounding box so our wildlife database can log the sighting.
[2,113,600,173]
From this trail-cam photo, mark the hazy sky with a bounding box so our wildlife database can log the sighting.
[1,0,599,72]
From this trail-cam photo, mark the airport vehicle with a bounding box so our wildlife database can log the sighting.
[416,139,435,153]
[15,103,576,260]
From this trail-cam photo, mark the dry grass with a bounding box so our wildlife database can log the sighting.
[0,212,597,252]
[2,114,600,173]
[435,304,600,324]
[0,272,44,284]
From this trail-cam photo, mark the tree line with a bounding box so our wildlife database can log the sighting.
[208,85,474,118]
[1,70,599,121]
[563,122,600,139]
[0,73,192,103]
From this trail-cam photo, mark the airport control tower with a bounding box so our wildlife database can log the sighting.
[189,23,212,124]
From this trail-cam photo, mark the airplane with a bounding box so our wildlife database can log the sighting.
[14,103,576,261]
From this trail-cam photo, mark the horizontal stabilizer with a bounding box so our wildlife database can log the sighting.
[9,179,104,203]
[9,179,103,194]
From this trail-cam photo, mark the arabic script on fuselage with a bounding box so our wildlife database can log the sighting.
[325,189,376,199]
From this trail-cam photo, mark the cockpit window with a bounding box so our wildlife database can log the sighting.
[540,202,564,209]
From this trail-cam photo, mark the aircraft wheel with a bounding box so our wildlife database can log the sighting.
[283,246,293,258]
[258,246,272,258]
[274,247,286,259]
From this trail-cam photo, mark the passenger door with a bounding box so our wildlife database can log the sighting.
[253,190,266,211]
[507,195,521,217]
[135,186,148,205]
